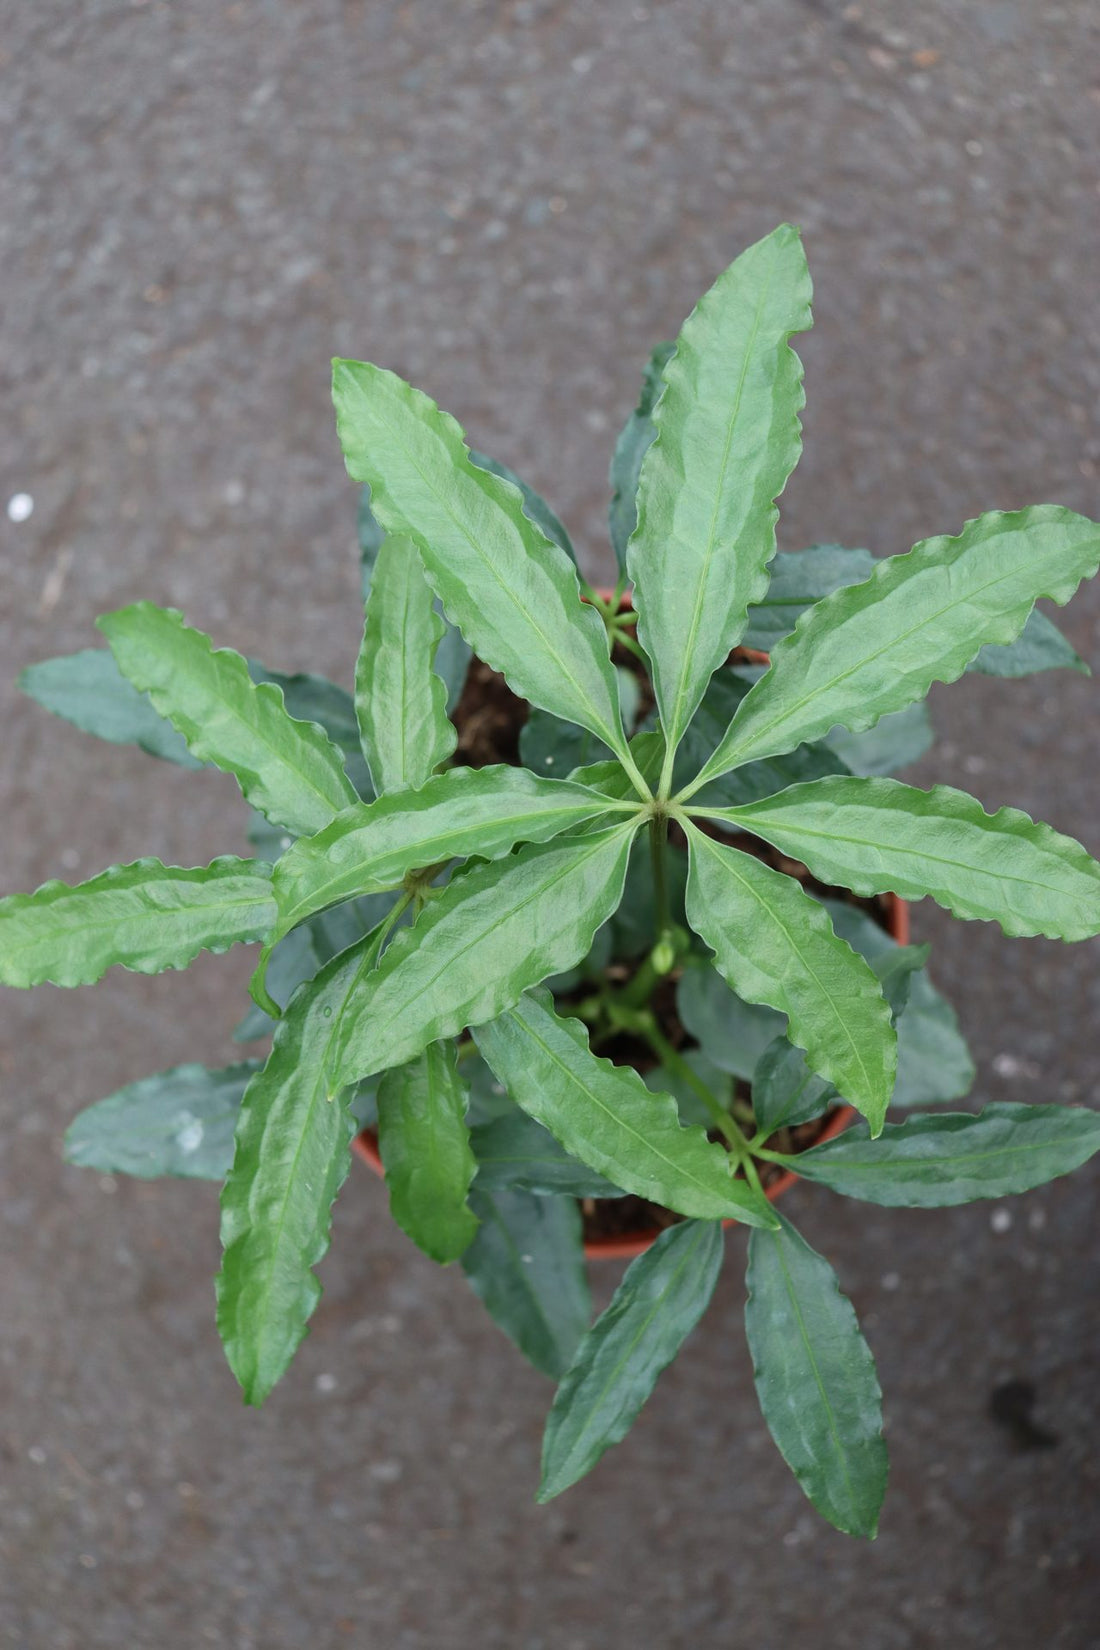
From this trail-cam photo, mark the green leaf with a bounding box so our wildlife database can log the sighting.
[643,1048,734,1130]
[823,901,974,1108]
[64,1060,260,1179]
[468,448,576,564]
[247,663,373,799]
[690,506,1100,787]
[684,826,896,1133]
[253,766,629,1008]
[740,545,876,651]
[824,702,933,777]
[751,1038,837,1137]
[354,533,457,795]
[332,360,632,769]
[234,924,321,1041]
[519,709,614,777]
[707,777,1100,941]
[461,1187,590,1378]
[217,930,383,1403]
[98,604,358,835]
[357,480,386,597]
[608,340,675,571]
[793,1103,1100,1206]
[678,669,847,806]
[627,225,812,771]
[970,605,1087,678]
[377,1040,479,1263]
[333,823,638,1089]
[676,960,786,1080]
[538,1219,724,1500]
[470,1109,624,1198]
[746,1212,888,1538]
[475,990,776,1225]
[19,648,201,768]
[0,856,274,990]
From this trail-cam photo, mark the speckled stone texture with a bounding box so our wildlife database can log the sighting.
[2,2,1099,1646]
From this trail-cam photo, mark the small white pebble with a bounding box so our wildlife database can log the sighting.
[125,1490,144,1510]
[77,1553,97,1570]
[991,1207,1013,1234]
[370,1459,402,1483]
[59,848,81,871]
[881,1271,901,1291]
[965,139,984,156]
[315,1372,337,1394]
[7,493,34,523]
[224,479,246,506]
[98,1176,118,1195]
[28,1445,47,1465]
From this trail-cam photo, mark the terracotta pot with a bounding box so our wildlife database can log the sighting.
[351,603,911,1258]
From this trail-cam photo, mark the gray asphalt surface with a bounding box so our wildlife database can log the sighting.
[2,2,1099,1646]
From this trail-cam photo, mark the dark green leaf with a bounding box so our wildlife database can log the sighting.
[676,960,785,1080]
[247,662,373,799]
[628,225,812,771]
[470,1109,624,1198]
[19,648,201,767]
[751,1038,836,1137]
[678,669,847,806]
[793,1103,1100,1206]
[333,824,638,1089]
[461,1187,590,1378]
[970,605,1087,678]
[539,1220,724,1499]
[643,1048,734,1130]
[520,710,613,777]
[0,856,274,990]
[825,702,933,777]
[474,989,775,1225]
[746,1212,888,1538]
[357,480,386,598]
[608,340,675,571]
[233,924,320,1041]
[377,1040,479,1263]
[64,1060,260,1179]
[740,545,875,650]
[99,603,358,835]
[469,448,576,563]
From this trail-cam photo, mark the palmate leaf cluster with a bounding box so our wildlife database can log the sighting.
[5,226,1100,1538]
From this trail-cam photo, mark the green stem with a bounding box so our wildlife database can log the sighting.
[642,1022,748,1158]
[611,629,650,667]
[649,812,671,943]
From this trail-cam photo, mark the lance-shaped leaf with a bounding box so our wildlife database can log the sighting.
[98,604,358,835]
[461,1187,590,1378]
[332,823,638,1089]
[627,225,812,771]
[332,360,632,768]
[468,447,576,564]
[705,777,1100,941]
[0,856,274,990]
[474,989,775,1226]
[355,533,457,795]
[746,1212,888,1538]
[252,766,630,1010]
[608,340,675,571]
[688,506,1100,789]
[677,961,785,1080]
[751,1038,837,1137]
[19,648,201,767]
[539,1220,724,1500]
[470,1109,624,1198]
[971,605,1087,678]
[377,1040,479,1264]
[740,545,876,651]
[684,826,896,1133]
[217,931,383,1403]
[792,1103,1100,1206]
[64,1060,260,1180]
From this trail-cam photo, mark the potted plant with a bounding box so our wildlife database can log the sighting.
[5,225,1100,1539]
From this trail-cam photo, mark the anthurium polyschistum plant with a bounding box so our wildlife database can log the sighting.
[6,225,1100,1538]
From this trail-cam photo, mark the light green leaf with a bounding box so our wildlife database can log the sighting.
[253,766,630,1009]
[470,1109,624,1198]
[608,340,675,571]
[746,1212,888,1538]
[468,448,576,564]
[792,1103,1100,1206]
[217,929,382,1403]
[823,901,974,1108]
[355,533,456,795]
[539,1219,724,1500]
[64,1060,260,1179]
[0,856,274,989]
[377,1040,479,1263]
[461,1187,590,1378]
[689,506,1100,787]
[740,545,875,651]
[676,961,786,1079]
[332,360,633,770]
[19,648,201,768]
[474,989,776,1226]
[706,777,1100,940]
[824,702,933,777]
[970,605,1087,678]
[98,604,358,835]
[684,826,896,1133]
[627,225,812,773]
[333,823,638,1089]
